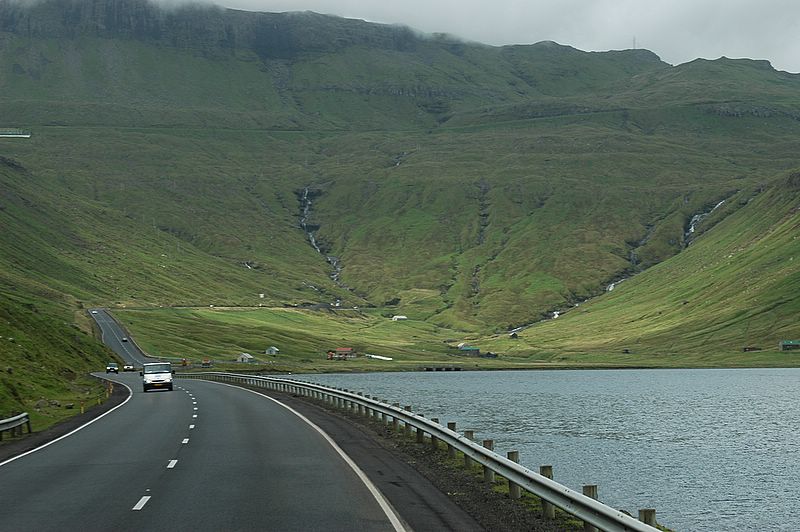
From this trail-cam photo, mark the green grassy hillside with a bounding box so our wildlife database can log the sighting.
[481,171,800,364]
[108,171,800,370]
[0,288,112,428]
[1,0,799,421]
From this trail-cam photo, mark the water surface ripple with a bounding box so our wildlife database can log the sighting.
[298,368,800,531]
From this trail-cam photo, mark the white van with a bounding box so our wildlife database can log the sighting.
[141,362,174,392]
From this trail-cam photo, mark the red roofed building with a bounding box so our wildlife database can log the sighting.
[327,347,356,360]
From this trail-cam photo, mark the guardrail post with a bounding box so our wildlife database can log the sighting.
[392,403,400,431]
[507,451,521,499]
[463,430,475,468]
[447,422,457,458]
[583,485,598,532]
[403,406,412,436]
[639,509,657,526]
[416,416,425,443]
[343,389,351,412]
[358,393,365,415]
[540,465,555,518]
[482,440,495,482]
[430,418,440,450]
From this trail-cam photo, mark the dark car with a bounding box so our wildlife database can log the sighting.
[106,362,119,374]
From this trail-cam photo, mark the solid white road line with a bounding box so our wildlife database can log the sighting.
[210,381,409,532]
[0,380,134,468]
[132,496,151,511]
[167,460,178,469]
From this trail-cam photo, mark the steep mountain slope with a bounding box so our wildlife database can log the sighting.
[0,287,111,427]
[0,137,351,308]
[484,170,800,363]
[0,0,796,370]
[0,0,670,130]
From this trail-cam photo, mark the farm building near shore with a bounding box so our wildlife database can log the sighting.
[327,347,356,360]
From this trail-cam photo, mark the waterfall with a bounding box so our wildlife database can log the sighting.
[299,187,346,293]
[685,200,726,243]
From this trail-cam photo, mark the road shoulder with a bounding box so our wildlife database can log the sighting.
[267,390,569,532]
[0,378,128,464]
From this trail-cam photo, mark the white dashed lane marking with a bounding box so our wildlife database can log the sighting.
[167,460,178,469]
[132,496,151,511]
[182,438,189,444]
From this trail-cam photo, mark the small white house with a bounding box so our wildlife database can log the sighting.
[266,346,279,356]
[391,315,408,321]
[236,352,254,363]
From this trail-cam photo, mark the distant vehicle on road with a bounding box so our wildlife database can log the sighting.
[91,310,98,314]
[105,362,119,374]
[141,362,174,392]
[123,363,134,372]
[122,337,128,342]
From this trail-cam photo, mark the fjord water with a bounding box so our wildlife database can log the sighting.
[300,369,800,531]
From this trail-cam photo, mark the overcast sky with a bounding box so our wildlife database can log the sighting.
[208,0,800,73]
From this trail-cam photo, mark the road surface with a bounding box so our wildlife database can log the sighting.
[90,308,149,367]
[0,310,484,531]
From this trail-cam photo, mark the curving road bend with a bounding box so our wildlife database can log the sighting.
[0,372,405,531]
[89,308,150,367]
[1,311,484,531]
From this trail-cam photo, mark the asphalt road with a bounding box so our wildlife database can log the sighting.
[89,308,149,366]
[0,310,484,531]
[0,373,405,531]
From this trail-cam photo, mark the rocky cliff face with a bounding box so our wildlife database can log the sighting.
[0,0,420,58]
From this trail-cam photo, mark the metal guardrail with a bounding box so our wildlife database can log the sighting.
[178,372,660,532]
[0,412,31,441]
